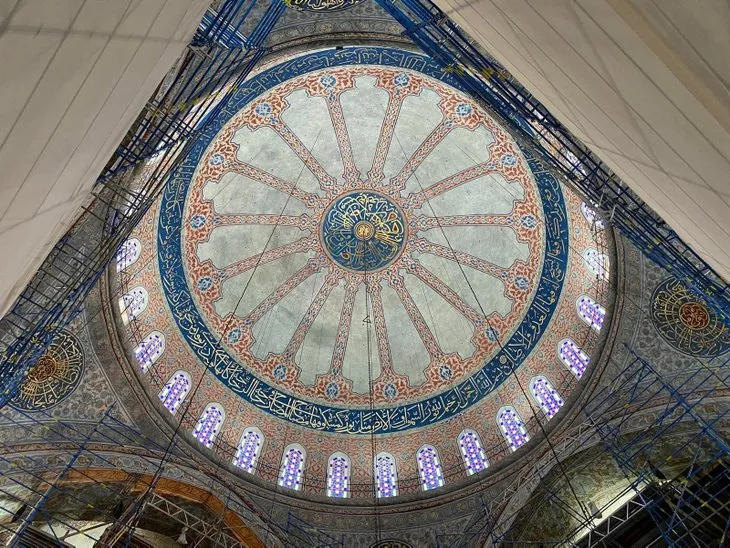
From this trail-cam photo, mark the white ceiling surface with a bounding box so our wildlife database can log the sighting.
[435,0,730,282]
[0,0,209,317]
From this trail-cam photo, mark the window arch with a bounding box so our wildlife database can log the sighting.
[278,444,306,491]
[326,452,351,498]
[458,429,488,475]
[530,376,564,419]
[559,339,590,379]
[118,286,148,324]
[581,202,605,230]
[498,406,529,451]
[576,296,606,332]
[233,427,264,474]
[374,452,398,498]
[158,371,191,414]
[133,331,165,372]
[116,238,141,271]
[583,248,609,280]
[193,403,225,448]
[417,445,444,491]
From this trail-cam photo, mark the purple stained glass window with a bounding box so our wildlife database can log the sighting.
[375,453,398,498]
[193,404,225,448]
[327,453,350,498]
[458,430,488,475]
[116,238,141,271]
[581,202,605,230]
[417,446,444,491]
[119,286,148,322]
[530,376,564,419]
[559,339,590,379]
[498,406,529,451]
[234,428,263,473]
[279,445,305,491]
[577,296,606,332]
[583,248,609,280]
[158,371,191,414]
[134,331,165,372]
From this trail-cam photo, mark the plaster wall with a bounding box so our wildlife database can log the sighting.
[434,0,730,281]
[0,0,209,317]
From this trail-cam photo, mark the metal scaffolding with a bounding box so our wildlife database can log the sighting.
[0,404,268,547]
[0,0,728,546]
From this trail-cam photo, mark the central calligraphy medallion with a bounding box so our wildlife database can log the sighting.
[321,191,407,272]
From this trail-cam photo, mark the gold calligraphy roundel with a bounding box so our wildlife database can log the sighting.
[10,329,84,411]
[321,191,407,272]
[651,277,730,357]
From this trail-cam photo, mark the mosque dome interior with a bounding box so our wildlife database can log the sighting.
[0,0,727,546]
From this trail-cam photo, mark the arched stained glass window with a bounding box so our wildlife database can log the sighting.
[158,371,191,414]
[133,331,165,372]
[417,445,444,491]
[375,452,398,498]
[233,427,264,474]
[193,403,225,448]
[498,406,529,451]
[118,286,148,324]
[559,339,590,379]
[278,444,306,491]
[116,238,141,271]
[530,376,564,419]
[583,248,609,281]
[458,429,488,475]
[326,452,351,498]
[581,203,605,230]
[576,296,606,332]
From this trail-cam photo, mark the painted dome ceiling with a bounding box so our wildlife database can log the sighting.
[117,47,610,493]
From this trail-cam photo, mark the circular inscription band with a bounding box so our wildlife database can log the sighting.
[321,191,406,272]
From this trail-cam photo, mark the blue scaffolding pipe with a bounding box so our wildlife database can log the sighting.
[375,0,729,323]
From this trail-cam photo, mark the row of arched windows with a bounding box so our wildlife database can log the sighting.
[150,371,572,495]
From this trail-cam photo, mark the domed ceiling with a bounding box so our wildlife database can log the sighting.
[118,47,611,493]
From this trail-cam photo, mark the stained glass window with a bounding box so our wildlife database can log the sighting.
[559,339,590,379]
[581,202,605,230]
[458,429,488,475]
[417,445,444,491]
[326,452,350,498]
[116,238,141,271]
[530,376,564,419]
[278,444,306,491]
[233,427,264,474]
[583,248,609,280]
[577,296,606,332]
[498,406,529,451]
[192,403,225,448]
[375,452,398,498]
[158,371,191,414]
[118,286,148,324]
[133,331,165,372]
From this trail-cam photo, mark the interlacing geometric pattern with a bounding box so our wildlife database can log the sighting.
[279,444,306,491]
[529,376,563,419]
[458,429,488,475]
[417,445,444,491]
[498,406,529,451]
[233,427,264,473]
[559,339,590,379]
[158,371,191,414]
[326,452,351,498]
[133,331,165,372]
[375,452,398,498]
[576,296,605,332]
[192,403,225,448]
